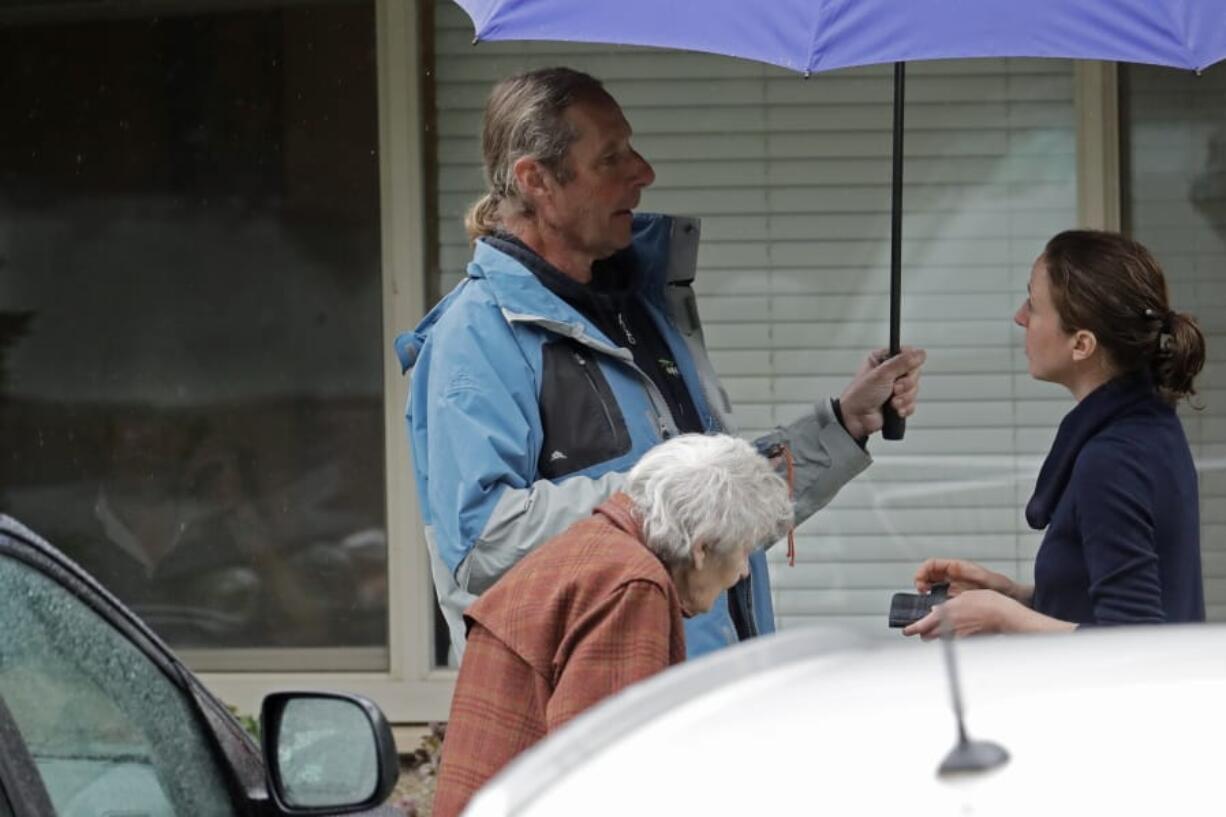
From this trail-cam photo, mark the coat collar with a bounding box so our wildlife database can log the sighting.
[468,213,675,324]
[394,212,683,374]
[1025,371,1161,529]
[594,492,647,543]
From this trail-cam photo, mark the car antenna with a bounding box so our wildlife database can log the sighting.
[936,607,1009,777]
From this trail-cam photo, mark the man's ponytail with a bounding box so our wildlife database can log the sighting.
[465,192,503,242]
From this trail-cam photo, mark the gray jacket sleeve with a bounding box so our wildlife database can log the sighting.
[457,470,627,596]
[754,399,872,529]
[455,393,870,587]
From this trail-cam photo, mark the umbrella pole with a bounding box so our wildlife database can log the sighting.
[882,61,907,440]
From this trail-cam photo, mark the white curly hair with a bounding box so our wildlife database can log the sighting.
[624,433,794,567]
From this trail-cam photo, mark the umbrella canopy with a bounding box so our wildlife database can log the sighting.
[452,0,1226,438]
[456,0,1226,75]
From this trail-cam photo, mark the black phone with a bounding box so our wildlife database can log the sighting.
[887,582,949,628]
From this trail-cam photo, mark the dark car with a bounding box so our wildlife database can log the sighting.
[0,514,401,816]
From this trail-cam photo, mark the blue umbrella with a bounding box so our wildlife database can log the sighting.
[453,0,1226,438]
[456,0,1226,74]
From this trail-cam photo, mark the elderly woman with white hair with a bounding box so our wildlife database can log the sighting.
[432,433,795,817]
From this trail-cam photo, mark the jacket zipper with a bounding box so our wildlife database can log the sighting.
[573,352,621,443]
[617,311,637,346]
[565,331,678,441]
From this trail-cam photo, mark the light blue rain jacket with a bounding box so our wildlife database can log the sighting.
[395,213,871,659]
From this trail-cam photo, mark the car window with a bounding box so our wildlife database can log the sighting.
[0,552,236,816]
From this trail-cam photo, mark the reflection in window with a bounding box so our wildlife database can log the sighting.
[0,2,387,668]
[1123,63,1226,621]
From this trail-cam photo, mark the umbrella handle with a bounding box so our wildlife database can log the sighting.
[882,399,906,440]
[882,61,906,442]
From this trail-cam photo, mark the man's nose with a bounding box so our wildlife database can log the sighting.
[1014,304,1027,327]
[632,150,655,188]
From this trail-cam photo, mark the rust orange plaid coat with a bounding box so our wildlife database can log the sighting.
[432,492,687,817]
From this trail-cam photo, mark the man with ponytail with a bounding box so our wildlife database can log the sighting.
[395,66,927,660]
[906,230,1206,638]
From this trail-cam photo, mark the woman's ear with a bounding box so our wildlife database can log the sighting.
[1071,329,1098,363]
[690,539,708,572]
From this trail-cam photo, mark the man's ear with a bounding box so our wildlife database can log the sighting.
[1071,329,1098,362]
[512,156,551,206]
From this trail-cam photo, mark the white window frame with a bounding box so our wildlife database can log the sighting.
[1076,60,1122,230]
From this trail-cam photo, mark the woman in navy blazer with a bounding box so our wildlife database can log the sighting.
[906,230,1206,637]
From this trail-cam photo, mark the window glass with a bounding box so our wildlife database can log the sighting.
[1123,63,1226,620]
[0,1,388,669]
[429,0,1077,646]
[0,551,234,815]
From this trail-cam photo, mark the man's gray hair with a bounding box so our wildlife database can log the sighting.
[465,66,614,241]
[625,434,794,567]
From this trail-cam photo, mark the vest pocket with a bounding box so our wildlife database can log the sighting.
[538,340,632,479]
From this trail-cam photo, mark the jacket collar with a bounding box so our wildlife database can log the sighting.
[594,492,647,542]
[1025,371,1161,529]
[598,493,695,617]
[395,212,681,374]
[468,213,674,325]
[481,231,640,299]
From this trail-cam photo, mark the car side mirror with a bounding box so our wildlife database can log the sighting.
[260,692,399,814]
